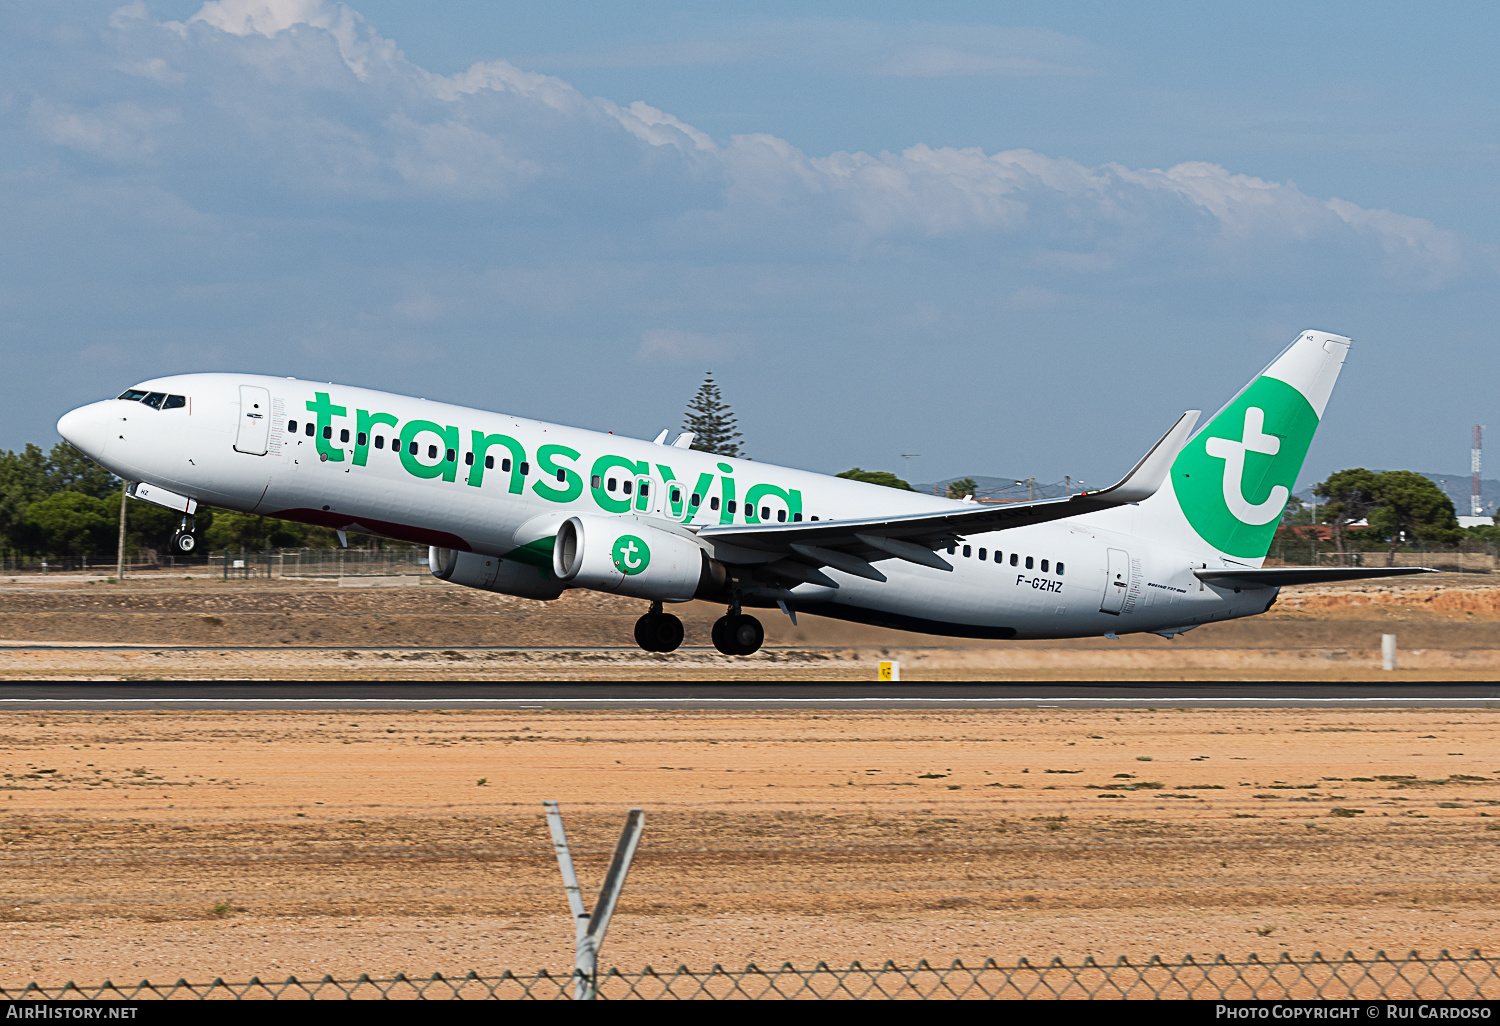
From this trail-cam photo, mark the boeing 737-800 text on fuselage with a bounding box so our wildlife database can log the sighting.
[56,331,1430,655]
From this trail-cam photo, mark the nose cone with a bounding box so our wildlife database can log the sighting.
[57,401,113,461]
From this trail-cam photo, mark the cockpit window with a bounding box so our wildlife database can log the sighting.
[162,394,186,410]
[118,389,148,401]
[142,392,167,409]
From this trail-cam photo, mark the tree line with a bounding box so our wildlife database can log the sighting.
[0,443,343,564]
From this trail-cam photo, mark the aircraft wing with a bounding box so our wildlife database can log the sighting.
[1194,566,1439,589]
[696,410,1199,584]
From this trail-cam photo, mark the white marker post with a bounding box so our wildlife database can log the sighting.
[1381,634,1397,672]
[543,799,644,1001]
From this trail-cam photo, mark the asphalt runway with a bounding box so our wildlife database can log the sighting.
[0,682,1497,708]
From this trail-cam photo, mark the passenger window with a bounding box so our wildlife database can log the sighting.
[690,493,701,507]
[623,480,632,495]
[591,475,602,489]
[428,445,438,459]
[1057,562,1065,575]
[445,449,456,462]
[143,392,166,409]
[978,548,986,560]
[486,455,495,469]
[305,423,315,436]
[671,488,681,503]
[375,436,384,449]
[358,432,368,447]
[963,545,971,558]
[995,551,1003,563]
[117,389,148,401]
[761,506,770,521]
[340,429,350,443]
[409,441,418,455]
[520,462,529,476]
[607,478,617,492]
[1025,556,1034,569]
[710,495,718,510]
[726,500,734,513]
[1041,559,1049,572]
[811,516,819,521]
[793,513,802,522]
[163,395,186,410]
[1010,553,1018,566]
[323,426,333,439]
[777,509,786,522]
[947,545,956,555]
[638,480,646,495]
[465,452,474,466]
[288,420,298,433]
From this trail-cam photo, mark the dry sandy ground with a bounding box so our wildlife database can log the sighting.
[0,708,1498,988]
[1,572,1500,678]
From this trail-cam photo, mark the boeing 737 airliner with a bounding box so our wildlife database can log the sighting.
[56,331,1431,655]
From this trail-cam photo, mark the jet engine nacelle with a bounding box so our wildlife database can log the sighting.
[429,546,565,601]
[552,514,709,602]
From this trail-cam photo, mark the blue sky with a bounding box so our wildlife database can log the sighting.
[4,1,1498,490]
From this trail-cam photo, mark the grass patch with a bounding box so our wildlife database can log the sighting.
[1328,808,1365,818]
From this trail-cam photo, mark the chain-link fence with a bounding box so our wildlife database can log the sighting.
[3,951,1497,1000]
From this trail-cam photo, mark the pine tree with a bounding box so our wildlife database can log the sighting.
[683,372,745,458]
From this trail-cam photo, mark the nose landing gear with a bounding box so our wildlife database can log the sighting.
[170,515,200,555]
[634,601,685,653]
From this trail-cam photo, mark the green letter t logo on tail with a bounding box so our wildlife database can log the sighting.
[1173,376,1320,559]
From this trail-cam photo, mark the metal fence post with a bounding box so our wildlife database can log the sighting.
[543,800,644,1001]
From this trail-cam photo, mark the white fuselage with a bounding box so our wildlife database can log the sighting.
[57,373,1270,640]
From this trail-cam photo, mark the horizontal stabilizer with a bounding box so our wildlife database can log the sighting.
[1194,566,1439,589]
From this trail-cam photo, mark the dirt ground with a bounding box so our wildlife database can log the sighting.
[1,571,1500,678]
[1,707,1498,987]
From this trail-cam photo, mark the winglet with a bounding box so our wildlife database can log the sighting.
[1084,410,1200,504]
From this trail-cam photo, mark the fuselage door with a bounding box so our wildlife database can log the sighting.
[1101,547,1129,615]
[233,385,272,455]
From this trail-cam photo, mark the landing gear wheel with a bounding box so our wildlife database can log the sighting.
[171,532,198,554]
[712,614,763,656]
[633,613,684,653]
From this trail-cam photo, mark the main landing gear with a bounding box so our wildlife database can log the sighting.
[712,594,764,657]
[170,515,199,555]
[631,599,764,656]
[634,601,685,653]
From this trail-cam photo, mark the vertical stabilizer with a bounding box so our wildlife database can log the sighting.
[1138,330,1351,564]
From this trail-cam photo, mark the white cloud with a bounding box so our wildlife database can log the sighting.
[33,1,1477,292]
[30,99,180,162]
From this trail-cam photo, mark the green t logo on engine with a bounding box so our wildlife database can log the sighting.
[612,535,651,575]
